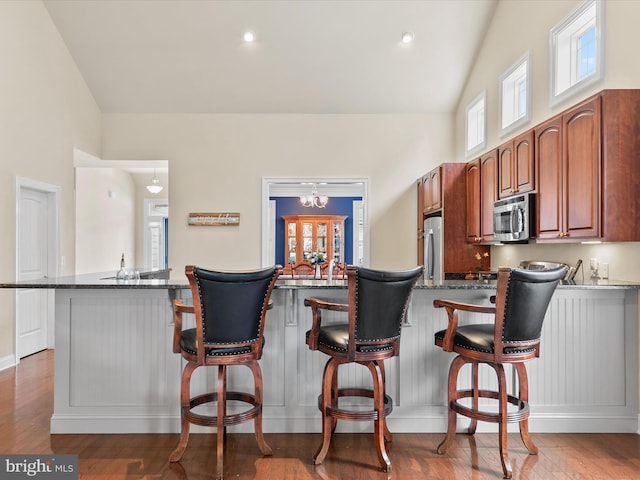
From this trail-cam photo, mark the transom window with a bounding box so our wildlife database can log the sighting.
[550,0,603,106]
[466,91,486,155]
[499,52,530,136]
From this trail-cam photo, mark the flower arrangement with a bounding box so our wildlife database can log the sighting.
[305,251,327,265]
[475,251,489,272]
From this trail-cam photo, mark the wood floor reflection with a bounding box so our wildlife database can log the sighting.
[2,350,639,479]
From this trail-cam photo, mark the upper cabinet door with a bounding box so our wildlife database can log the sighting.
[498,140,514,198]
[417,177,425,265]
[423,166,442,213]
[479,149,498,243]
[465,159,481,243]
[514,130,535,195]
[498,130,535,199]
[563,96,601,239]
[535,116,563,240]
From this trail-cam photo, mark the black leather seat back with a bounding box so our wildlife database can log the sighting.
[193,266,279,345]
[501,266,566,344]
[355,266,423,342]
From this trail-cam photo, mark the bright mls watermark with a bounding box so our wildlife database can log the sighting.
[0,455,77,479]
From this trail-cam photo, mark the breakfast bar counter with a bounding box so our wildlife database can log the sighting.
[2,274,638,435]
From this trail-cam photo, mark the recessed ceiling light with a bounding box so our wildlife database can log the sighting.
[401,31,415,44]
[243,31,255,43]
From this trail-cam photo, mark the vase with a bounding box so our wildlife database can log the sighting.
[315,263,321,279]
[478,271,491,283]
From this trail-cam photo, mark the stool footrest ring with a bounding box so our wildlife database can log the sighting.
[318,387,393,422]
[451,389,529,424]
[184,391,260,427]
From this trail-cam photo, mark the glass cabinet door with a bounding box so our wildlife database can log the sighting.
[333,222,342,263]
[302,221,313,259]
[286,221,297,264]
[316,222,327,257]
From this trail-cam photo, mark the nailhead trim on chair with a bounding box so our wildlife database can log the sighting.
[353,269,406,343]
[317,341,393,353]
[434,331,536,355]
[501,271,512,342]
[194,269,272,345]
[500,272,541,351]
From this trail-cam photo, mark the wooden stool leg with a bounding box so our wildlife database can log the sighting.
[437,355,466,455]
[330,363,339,434]
[514,362,538,454]
[378,361,392,443]
[170,362,197,462]
[216,365,226,480]
[313,358,339,465]
[493,363,512,479]
[368,360,391,472]
[468,362,479,434]
[248,361,273,456]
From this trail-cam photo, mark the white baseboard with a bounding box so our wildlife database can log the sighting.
[51,414,180,434]
[49,411,639,435]
[0,354,16,372]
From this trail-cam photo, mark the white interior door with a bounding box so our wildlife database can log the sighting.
[16,179,59,359]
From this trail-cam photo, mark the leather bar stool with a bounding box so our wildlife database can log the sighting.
[304,265,423,472]
[433,266,566,478]
[169,264,282,479]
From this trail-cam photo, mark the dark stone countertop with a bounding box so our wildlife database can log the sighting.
[1,271,638,290]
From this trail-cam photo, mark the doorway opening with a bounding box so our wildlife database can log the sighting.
[261,177,369,267]
[73,149,168,274]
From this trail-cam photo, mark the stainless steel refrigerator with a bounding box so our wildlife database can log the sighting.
[424,215,443,281]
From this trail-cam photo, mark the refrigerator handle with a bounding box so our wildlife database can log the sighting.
[426,229,435,280]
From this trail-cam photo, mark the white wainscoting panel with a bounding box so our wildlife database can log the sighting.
[50,285,639,434]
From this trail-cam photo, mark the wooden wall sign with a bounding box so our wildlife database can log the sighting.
[188,212,240,226]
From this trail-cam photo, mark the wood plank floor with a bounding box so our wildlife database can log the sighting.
[1,350,639,479]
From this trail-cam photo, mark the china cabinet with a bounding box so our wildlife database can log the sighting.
[282,215,346,266]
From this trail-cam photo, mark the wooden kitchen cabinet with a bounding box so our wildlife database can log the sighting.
[498,130,535,199]
[535,96,601,240]
[465,159,481,243]
[282,215,346,266]
[418,165,443,264]
[417,176,425,264]
[599,90,640,241]
[417,163,485,272]
[535,90,640,242]
[480,150,498,243]
[466,150,497,244]
[422,166,442,213]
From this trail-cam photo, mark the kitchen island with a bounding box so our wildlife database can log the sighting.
[1,274,638,435]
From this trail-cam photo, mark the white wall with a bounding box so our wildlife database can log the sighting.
[75,168,136,275]
[455,0,640,281]
[0,1,102,363]
[101,114,453,274]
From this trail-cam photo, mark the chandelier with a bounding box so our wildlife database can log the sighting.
[300,183,328,208]
[146,170,163,194]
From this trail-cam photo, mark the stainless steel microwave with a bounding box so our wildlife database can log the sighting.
[493,193,534,243]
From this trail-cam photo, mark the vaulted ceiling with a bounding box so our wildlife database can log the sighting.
[43,0,497,114]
